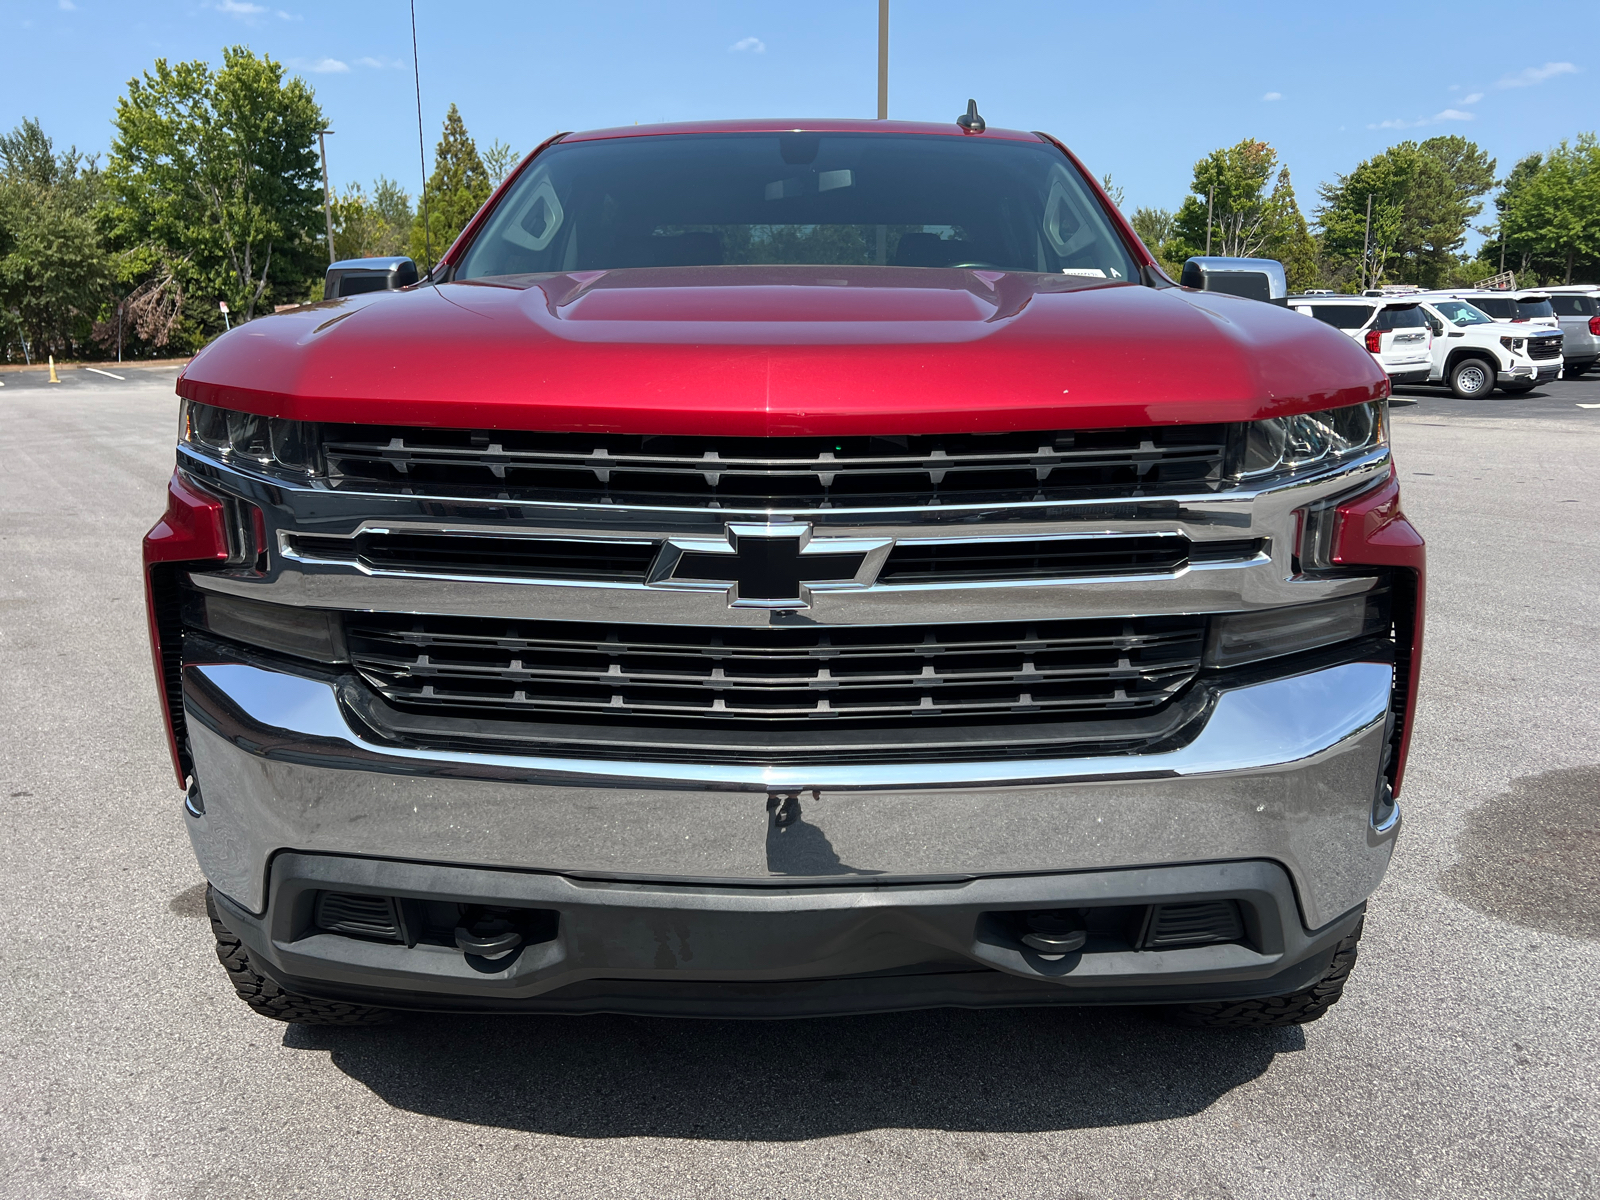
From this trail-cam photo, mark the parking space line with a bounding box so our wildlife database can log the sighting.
[85,367,127,380]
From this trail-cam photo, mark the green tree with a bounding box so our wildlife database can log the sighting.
[1479,152,1543,276]
[1160,139,1320,286]
[483,140,519,187]
[1494,136,1600,283]
[409,104,490,271]
[1317,137,1496,289]
[371,175,415,251]
[1130,206,1179,275]
[0,118,111,360]
[330,177,417,262]
[103,46,325,338]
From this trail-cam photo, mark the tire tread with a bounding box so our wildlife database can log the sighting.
[206,887,393,1026]
[1173,918,1363,1028]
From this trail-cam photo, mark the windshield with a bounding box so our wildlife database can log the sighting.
[1373,305,1426,330]
[1305,304,1374,330]
[1514,297,1555,320]
[454,132,1141,279]
[1434,300,1495,327]
[1472,296,1514,319]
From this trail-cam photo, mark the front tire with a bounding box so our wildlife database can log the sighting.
[1172,919,1362,1028]
[207,887,393,1026]
[1448,357,1497,399]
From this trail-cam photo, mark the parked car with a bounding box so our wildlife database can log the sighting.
[1413,294,1563,397]
[147,117,1423,1030]
[1288,294,1432,385]
[1540,285,1600,377]
[1434,288,1560,331]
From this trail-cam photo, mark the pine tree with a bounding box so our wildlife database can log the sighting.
[409,103,490,271]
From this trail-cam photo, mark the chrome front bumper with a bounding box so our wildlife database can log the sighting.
[184,656,1398,932]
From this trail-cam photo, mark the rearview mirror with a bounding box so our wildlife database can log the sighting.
[325,256,419,300]
[1181,257,1288,305]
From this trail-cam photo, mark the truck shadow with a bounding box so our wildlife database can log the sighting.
[283,1006,1303,1138]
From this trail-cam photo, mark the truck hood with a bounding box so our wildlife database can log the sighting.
[178,266,1386,436]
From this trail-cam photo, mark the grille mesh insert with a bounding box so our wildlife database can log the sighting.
[320,425,1231,508]
[346,613,1207,726]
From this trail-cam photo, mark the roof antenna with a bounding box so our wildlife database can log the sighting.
[410,0,432,277]
[956,99,986,134]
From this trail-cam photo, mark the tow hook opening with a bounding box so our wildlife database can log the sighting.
[1020,910,1088,958]
[454,906,526,959]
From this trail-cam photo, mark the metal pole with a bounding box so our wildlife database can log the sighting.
[412,0,432,274]
[318,129,336,265]
[116,302,123,364]
[1361,193,1372,290]
[877,0,888,119]
[1204,185,1213,256]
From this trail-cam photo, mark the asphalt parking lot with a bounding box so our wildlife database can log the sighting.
[1,364,1596,1199]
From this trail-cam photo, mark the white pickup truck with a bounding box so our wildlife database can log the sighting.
[1292,292,1562,398]
[1413,293,1563,397]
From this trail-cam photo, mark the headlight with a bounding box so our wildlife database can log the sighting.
[1499,336,1525,352]
[180,399,322,475]
[1234,400,1386,482]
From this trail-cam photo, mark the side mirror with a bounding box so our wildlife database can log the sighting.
[1180,256,1288,305]
[324,256,419,300]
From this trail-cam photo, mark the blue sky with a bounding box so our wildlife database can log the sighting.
[5,0,1596,247]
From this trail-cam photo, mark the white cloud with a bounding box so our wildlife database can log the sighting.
[276,10,302,19]
[355,56,401,69]
[1368,107,1476,130]
[729,36,765,53]
[1495,62,1579,89]
[212,0,266,14]
[1261,91,1281,101]
[1461,92,1483,104]
[292,56,349,74]
[59,0,76,10]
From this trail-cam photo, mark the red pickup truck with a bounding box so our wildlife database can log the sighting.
[146,116,1423,1028]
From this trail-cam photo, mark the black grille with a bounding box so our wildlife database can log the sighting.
[320,425,1231,508]
[346,613,1207,726]
[1527,337,1562,361]
[289,532,657,582]
[879,534,1191,584]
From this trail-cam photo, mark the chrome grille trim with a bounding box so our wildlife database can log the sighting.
[318,424,1231,508]
[345,613,1206,724]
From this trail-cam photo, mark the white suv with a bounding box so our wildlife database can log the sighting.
[1288,295,1432,385]
[1434,289,1560,330]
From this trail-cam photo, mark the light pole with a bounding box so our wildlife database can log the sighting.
[877,0,889,120]
[1361,193,1372,291]
[318,128,336,265]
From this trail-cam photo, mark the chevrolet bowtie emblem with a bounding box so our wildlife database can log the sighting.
[647,523,894,609]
